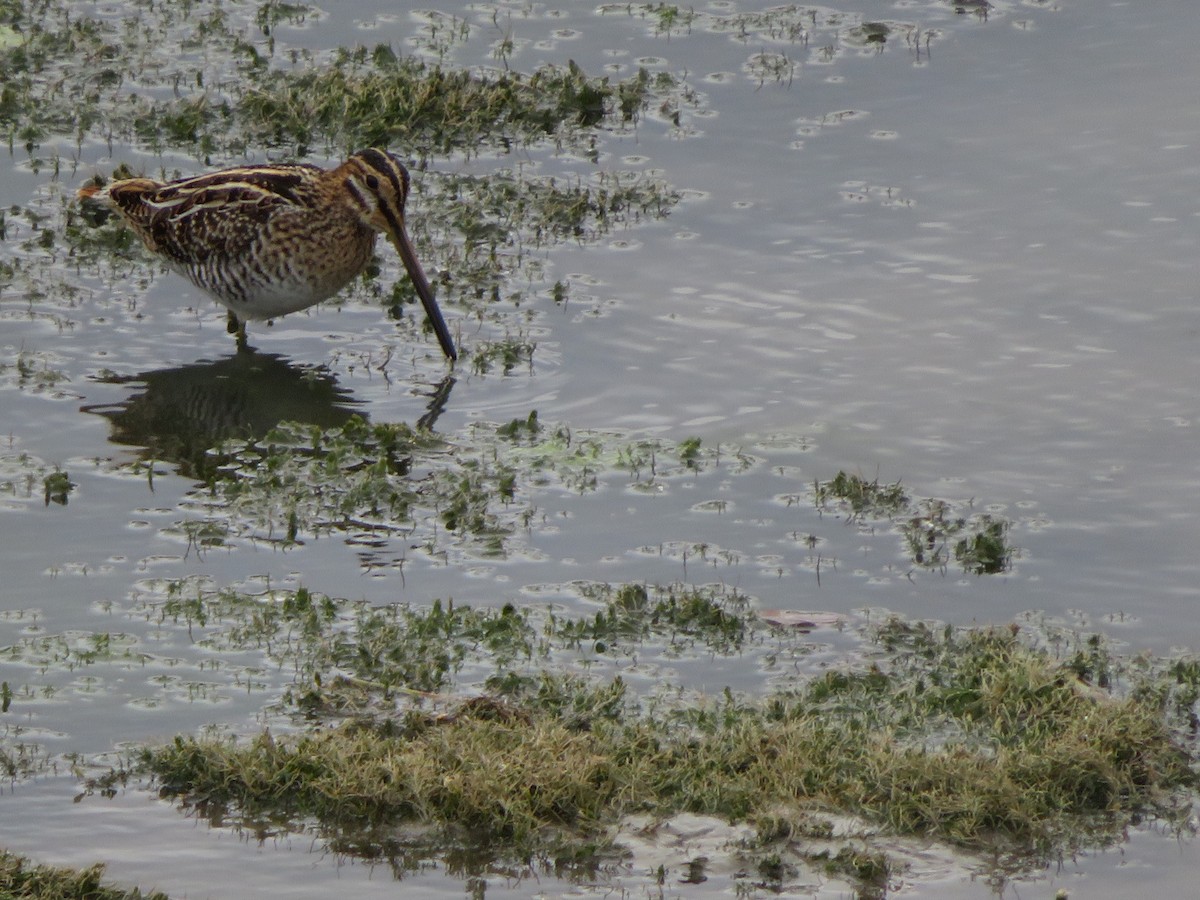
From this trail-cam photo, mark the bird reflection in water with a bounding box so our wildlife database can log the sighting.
[82,348,455,480]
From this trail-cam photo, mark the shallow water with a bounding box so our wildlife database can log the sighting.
[4,0,1200,895]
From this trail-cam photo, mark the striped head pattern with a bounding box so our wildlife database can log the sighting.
[342,149,457,360]
[341,148,414,238]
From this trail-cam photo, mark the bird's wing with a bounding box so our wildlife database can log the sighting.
[114,165,322,262]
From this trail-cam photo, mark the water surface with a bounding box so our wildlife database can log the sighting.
[4,0,1200,895]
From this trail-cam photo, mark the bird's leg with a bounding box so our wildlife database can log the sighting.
[227,311,248,350]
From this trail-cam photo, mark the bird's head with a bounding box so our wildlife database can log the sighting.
[343,148,456,360]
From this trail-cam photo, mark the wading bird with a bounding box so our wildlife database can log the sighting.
[78,148,456,359]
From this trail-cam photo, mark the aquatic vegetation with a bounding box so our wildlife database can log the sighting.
[139,607,1198,884]
[114,411,1017,585]
[814,469,909,518]
[0,630,146,672]
[814,471,1016,574]
[0,350,73,398]
[0,850,168,900]
[600,2,942,72]
[41,468,73,506]
[952,513,1010,575]
[0,0,693,161]
[0,732,52,782]
[165,416,747,563]
[0,450,73,510]
[234,54,663,158]
[467,335,536,376]
[144,578,762,706]
[552,582,753,656]
[173,416,511,556]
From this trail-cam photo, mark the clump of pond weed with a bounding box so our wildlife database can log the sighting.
[467,335,536,376]
[0,850,169,900]
[141,613,1198,876]
[813,470,907,518]
[815,471,1016,575]
[552,582,752,657]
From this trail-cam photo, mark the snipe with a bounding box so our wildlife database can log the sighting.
[78,148,457,359]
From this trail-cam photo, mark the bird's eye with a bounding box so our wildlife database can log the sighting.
[365,175,380,191]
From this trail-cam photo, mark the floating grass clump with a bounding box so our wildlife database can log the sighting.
[815,471,1016,574]
[236,54,661,158]
[813,470,908,518]
[0,851,168,900]
[0,1,690,159]
[141,611,1197,875]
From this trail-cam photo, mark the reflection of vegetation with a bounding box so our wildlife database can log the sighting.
[0,850,169,900]
[136,594,1198,888]
[815,471,1015,575]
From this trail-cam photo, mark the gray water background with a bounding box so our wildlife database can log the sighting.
[4,0,1200,895]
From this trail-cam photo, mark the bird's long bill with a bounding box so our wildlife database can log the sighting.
[387,219,457,361]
